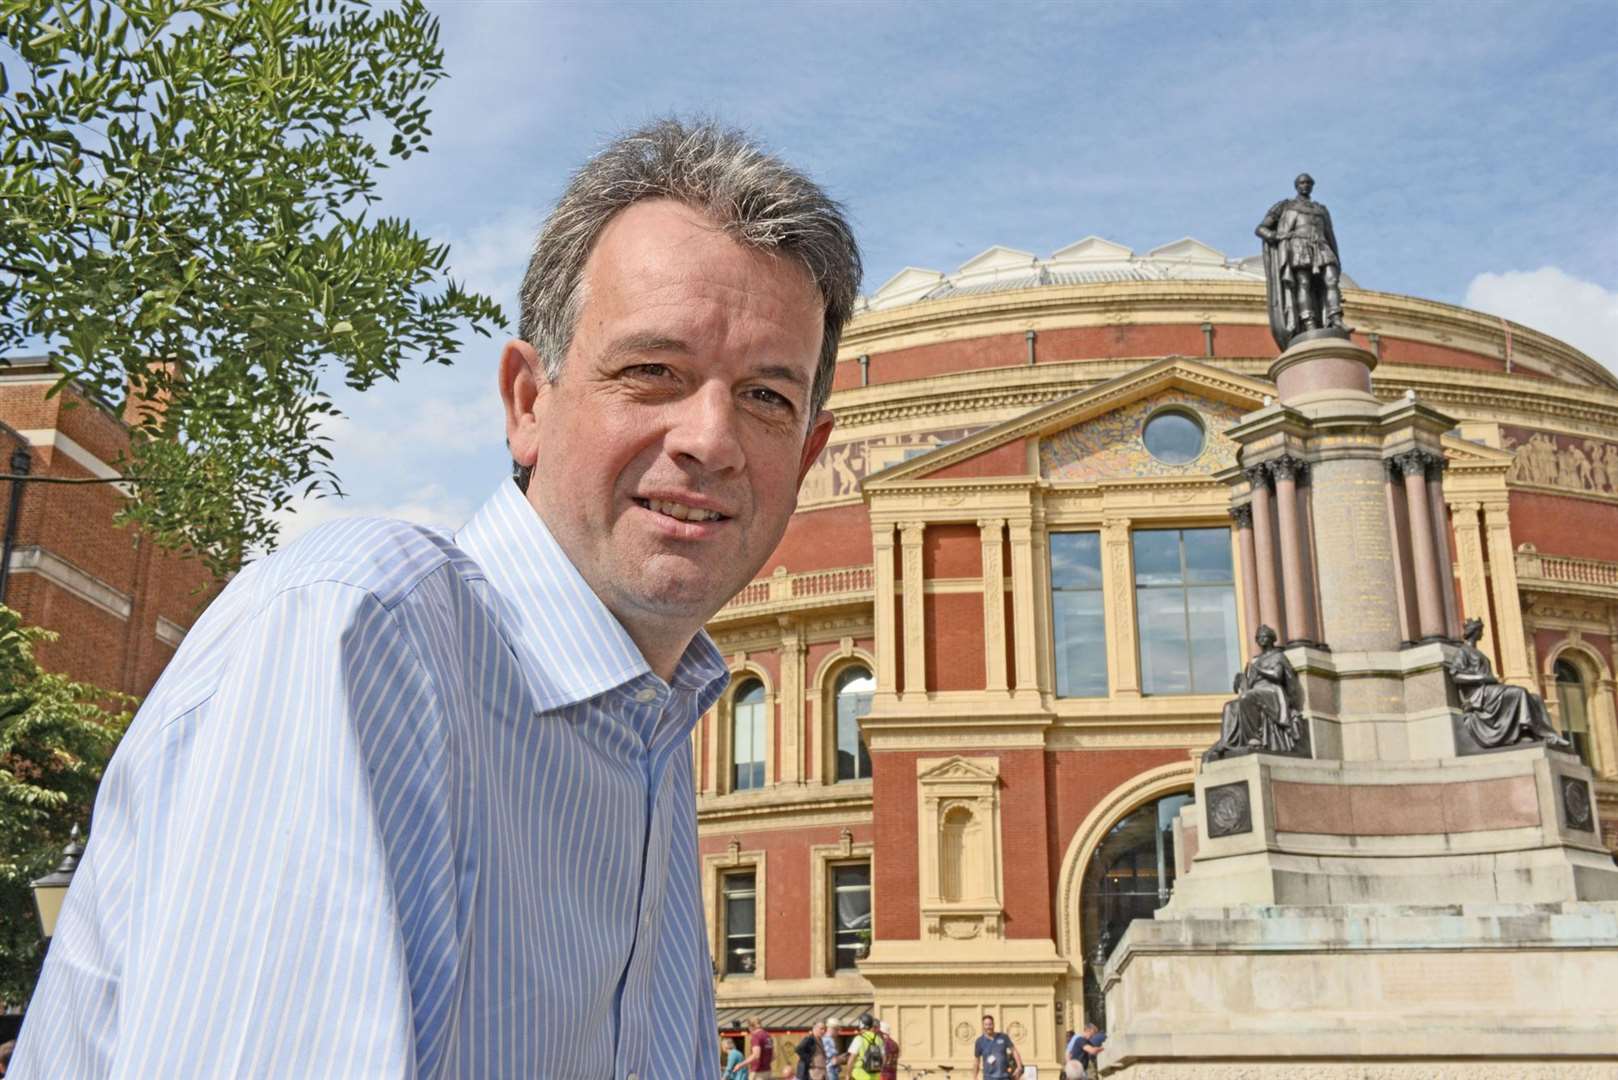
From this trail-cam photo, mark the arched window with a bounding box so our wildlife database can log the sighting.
[834,666,875,781]
[940,805,973,902]
[1079,790,1193,1026]
[1556,659,1592,766]
[731,679,766,791]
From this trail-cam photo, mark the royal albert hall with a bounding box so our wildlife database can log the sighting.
[696,235,1618,1068]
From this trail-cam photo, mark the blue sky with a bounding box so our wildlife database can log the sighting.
[282,0,1618,540]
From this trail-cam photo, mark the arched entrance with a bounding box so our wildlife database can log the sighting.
[1053,761,1196,1029]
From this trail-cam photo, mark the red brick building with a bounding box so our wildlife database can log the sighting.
[1,356,216,696]
[697,239,1618,1068]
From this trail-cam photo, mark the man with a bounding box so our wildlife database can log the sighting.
[823,1018,848,1080]
[9,119,861,1078]
[1066,1022,1106,1079]
[973,1013,1023,1080]
[877,1019,900,1080]
[1254,172,1343,348]
[744,1016,775,1079]
[847,1013,883,1080]
[795,1022,827,1080]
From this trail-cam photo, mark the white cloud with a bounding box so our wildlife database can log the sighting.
[1464,267,1618,372]
[273,481,478,547]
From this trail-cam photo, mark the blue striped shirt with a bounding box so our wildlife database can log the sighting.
[13,479,730,1079]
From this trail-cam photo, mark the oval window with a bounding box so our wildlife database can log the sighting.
[1143,410,1205,464]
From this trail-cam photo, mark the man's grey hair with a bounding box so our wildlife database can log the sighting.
[516,117,861,444]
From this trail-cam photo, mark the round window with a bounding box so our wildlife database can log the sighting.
[1143,409,1205,464]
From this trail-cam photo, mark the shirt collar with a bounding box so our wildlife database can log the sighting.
[455,479,728,713]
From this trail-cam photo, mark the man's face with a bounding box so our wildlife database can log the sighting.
[510,199,832,646]
[982,1016,995,1036]
[1295,174,1314,197]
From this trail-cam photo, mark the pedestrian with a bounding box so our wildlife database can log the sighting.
[795,1023,826,1080]
[823,1018,847,1080]
[744,1017,775,1078]
[972,1013,1023,1080]
[878,1019,900,1080]
[6,117,861,1078]
[848,1013,884,1080]
[724,1034,748,1080]
[1066,1022,1106,1079]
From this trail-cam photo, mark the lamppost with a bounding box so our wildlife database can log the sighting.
[30,825,84,941]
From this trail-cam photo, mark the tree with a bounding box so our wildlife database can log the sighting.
[0,0,506,575]
[0,604,135,1005]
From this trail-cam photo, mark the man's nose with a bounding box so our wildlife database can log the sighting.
[663,382,745,473]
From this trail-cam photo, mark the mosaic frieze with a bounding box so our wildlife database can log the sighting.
[1039,390,1245,482]
[799,425,981,507]
[1502,426,1618,497]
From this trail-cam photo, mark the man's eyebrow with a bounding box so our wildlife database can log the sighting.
[753,363,811,390]
[601,331,693,362]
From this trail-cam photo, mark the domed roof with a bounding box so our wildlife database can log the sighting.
[857,236,1359,313]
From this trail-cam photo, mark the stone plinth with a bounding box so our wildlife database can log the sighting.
[1101,901,1618,1076]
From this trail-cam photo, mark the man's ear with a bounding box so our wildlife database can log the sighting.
[797,409,836,486]
[499,339,546,468]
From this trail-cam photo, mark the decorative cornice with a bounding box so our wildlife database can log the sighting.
[5,545,131,620]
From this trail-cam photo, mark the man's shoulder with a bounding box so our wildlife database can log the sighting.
[253,515,480,607]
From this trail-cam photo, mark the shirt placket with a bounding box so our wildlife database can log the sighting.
[613,680,678,1080]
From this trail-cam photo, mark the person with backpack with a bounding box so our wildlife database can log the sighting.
[877,1020,900,1080]
[847,1014,886,1080]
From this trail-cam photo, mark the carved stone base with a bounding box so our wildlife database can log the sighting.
[1106,1065,1618,1079]
[1101,902,1618,1075]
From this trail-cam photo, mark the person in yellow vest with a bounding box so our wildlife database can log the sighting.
[848,1013,885,1080]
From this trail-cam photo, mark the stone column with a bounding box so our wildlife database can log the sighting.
[1423,457,1460,638]
[1297,468,1326,645]
[979,517,1009,693]
[1271,456,1316,645]
[1231,504,1261,659]
[1008,518,1039,694]
[1246,465,1286,641]
[900,522,927,697]
[1384,459,1419,643]
[778,617,805,784]
[1449,501,1497,666]
[1397,450,1447,641]
[1593,677,1618,779]
[1483,501,1534,687]
[1101,517,1140,697]
[872,523,898,697]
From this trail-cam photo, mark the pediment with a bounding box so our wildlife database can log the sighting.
[1050,236,1133,262]
[870,266,946,306]
[864,357,1270,488]
[1146,237,1227,264]
[956,245,1038,275]
[1442,431,1516,468]
[917,755,1000,783]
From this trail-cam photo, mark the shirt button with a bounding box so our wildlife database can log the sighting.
[626,1073,639,1080]
[634,688,656,703]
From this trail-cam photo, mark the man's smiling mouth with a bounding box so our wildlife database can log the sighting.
[633,497,728,523]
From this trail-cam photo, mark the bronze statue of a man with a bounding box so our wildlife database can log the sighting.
[1256,173,1345,350]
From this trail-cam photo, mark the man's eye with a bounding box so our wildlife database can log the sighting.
[747,387,794,410]
[626,363,672,379]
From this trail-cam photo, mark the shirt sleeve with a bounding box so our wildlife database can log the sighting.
[11,582,447,1079]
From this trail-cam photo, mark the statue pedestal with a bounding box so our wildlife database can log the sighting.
[1099,335,1618,1075]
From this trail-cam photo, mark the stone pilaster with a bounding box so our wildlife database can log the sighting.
[1482,500,1534,687]
[777,617,805,784]
[1230,504,1260,660]
[1008,518,1040,694]
[872,523,898,699]
[978,517,1009,693]
[1101,517,1140,697]
[900,522,927,697]
[1449,500,1496,667]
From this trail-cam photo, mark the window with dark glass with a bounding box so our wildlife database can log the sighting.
[831,862,872,971]
[1132,527,1239,694]
[1556,659,1592,765]
[731,680,766,791]
[834,667,875,781]
[1051,532,1107,698]
[722,871,757,976]
[1080,791,1193,1027]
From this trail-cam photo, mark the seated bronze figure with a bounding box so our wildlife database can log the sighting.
[1205,625,1307,761]
[1445,617,1571,752]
